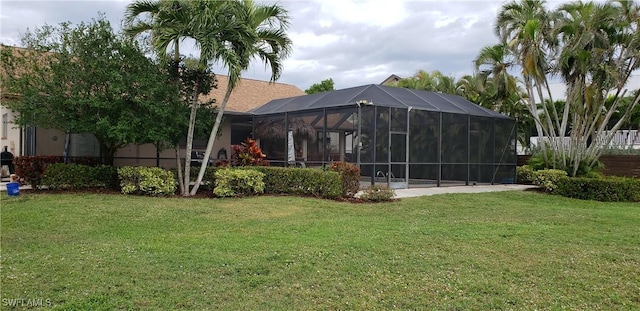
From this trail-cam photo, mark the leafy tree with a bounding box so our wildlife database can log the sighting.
[305,78,335,94]
[0,16,181,166]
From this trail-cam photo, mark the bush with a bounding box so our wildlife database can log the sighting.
[14,156,64,189]
[533,169,568,193]
[556,177,640,202]
[516,165,535,184]
[359,184,396,202]
[41,163,93,190]
[170,166,220,192]
[527,151,603,177]
[213,168,265,197]
[247,166,343,199]
[231,138,269,166]
[42,164,118,190]
[119,166,176,196]
[15,156,103,189]
[92,165,119,189]
[329,161,361,197]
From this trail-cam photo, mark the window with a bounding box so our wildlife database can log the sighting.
[2,113,7,138]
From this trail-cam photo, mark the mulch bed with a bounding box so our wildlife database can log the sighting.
[10,188,379,203]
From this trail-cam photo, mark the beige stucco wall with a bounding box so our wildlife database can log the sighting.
[2,103,235,169]
[114,120,233,169]
[36,128,66,156]
[1,105,22,156]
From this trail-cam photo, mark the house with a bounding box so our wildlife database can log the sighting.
[0,44,305,167]
[379,74,402,85]
[113,75,304,167]
[251,84,518,188]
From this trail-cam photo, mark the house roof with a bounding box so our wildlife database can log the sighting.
[251,84,512,119]
[380,74,403,85]
[0,45,304,113]
[200,75,305,113]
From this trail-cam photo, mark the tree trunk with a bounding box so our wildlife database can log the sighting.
[190,86,234,196]
[63,130,71,164]
[524,78,548,165]
[175,143,185,195]
[182,78,200,196]
[98,142,117,166]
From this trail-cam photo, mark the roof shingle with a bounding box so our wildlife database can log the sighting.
[200,75,305,113]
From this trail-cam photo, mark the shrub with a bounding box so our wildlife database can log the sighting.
[170,166,220,192]
[42,164,118,190]
[202,166,220,191]
[247,166,343,199]
[119,166,176,196]
[231,138,269,166]
[330,161,361,197]
[527,151,603,177]
[583,170,604,179]
[14,156,63,189]
[15,156,103,189]
[516,165,535,184]
[533,169,568,193]
[86,165,119,189]
[359,184,396,202]
[556,177,640,202]
[42,163,93,190]
[213,168,265,197]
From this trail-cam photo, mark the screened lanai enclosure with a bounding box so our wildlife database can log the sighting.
[248,84,516,188]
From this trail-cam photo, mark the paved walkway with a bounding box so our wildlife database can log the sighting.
[0,180,32,192]
[360,184,538,199]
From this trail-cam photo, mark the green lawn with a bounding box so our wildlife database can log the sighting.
[1,191,639,310]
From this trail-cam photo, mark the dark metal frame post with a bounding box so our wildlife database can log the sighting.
[322,108,327,168]
[357,104,361,168]
[405,107,411,189]
[371,105,377,186]
[466,115,470,186]
[284,112,289,167]
[437,112,442,187]
[387,107,391,189]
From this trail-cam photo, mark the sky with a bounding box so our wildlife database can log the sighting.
[1,0,638,94]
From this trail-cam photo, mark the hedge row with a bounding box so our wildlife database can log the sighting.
[206,166,343,199]
[556,177,640,202]
[34,162,355,199]
[15,156,101,189]
[41,163,118,190]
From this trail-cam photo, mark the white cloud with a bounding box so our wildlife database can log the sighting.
[0,0,512,90]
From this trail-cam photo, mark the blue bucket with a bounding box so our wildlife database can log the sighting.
[6,182,20,196]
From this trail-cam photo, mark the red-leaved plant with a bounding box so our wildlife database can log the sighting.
[231,138,269,166]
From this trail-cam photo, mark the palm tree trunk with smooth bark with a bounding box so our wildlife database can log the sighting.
[190,85,233,196]
[183,80,200,196]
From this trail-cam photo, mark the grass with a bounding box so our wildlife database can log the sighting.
[1,191,639,310]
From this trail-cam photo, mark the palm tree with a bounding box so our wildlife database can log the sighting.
[553,0,640,175]
[495,0,560,165]
[124,0,192,79]
[471,44,532,149]
[393,70,457,94]
[189,0,292,195]
[124,0,197,195]
[474,44,519,106]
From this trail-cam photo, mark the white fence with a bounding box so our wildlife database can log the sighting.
[528,130,640,151]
